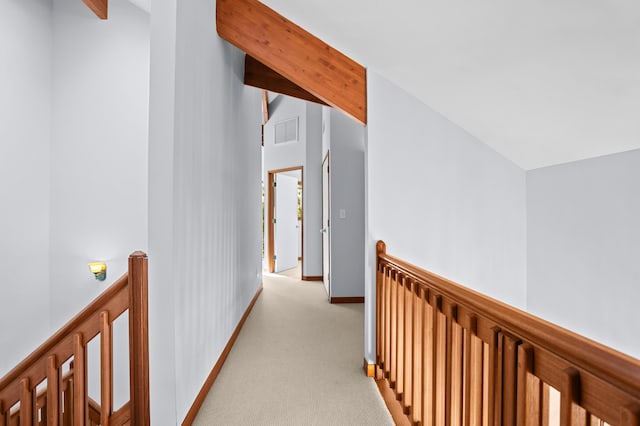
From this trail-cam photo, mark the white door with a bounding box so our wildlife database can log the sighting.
[322,154,331,297]
[274,174,299,273]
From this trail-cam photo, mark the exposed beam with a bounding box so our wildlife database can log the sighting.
[83,0,108,19]
[217,0,367,124]
[246,56,329,107]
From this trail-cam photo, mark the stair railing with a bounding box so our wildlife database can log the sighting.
[0,251,149,426]
[375,240,640,426]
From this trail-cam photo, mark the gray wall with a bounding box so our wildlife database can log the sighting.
[364,71,527,363]
[263,96,322,278]
[324,108,366,298]
[0,0,52,376]
[149,0,263,422]
[0,0,149,380]
[527,149,640,358]
[49,0,149,330]
[305,104,323,277]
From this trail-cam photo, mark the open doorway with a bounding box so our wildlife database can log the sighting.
[267,166,303,278]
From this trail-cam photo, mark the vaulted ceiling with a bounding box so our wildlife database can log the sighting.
[259,0,640,170]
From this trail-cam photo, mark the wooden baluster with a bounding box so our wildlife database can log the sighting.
[451,320,463,426]
[376,241,386,371]
[73,333,87,426]
[47,355,60,426]
[491,328,503,426]
[541,382,550,426]
[516,344,534,426]
[434,297,448,426]
[561,367,580,426]
[1,399,5,426]
[469,331,484,426]
[20,378,32,424]
[465,317,479,426]
[622,404,640,426]
[502,334,520,426]
[403,278,413,414]
[412,285,424,425]
[390,270,398,388]
[444,303,458,426]
[424,294,440,426]
[129,251,150,426]
[62,367,72,426]
[384,267,391,378]
[101,311,113,426]
[376,261,383,367]
[397,273,405,401]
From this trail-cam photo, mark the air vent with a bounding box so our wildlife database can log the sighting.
[274,117,298,144]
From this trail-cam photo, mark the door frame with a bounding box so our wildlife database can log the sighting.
[267,165,304,274]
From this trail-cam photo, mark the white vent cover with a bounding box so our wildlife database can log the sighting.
[274,117,298,144]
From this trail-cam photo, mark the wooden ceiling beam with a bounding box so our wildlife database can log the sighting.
[217,0,367,124]
[83,0,108,19]
[245,56,329,107]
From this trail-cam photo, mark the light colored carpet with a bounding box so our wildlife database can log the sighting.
[193,272,393,425]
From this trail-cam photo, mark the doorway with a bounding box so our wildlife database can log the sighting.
[267,166,304,277]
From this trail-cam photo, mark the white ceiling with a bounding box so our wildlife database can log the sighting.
[127,0,150,14]
[260,0,640,170]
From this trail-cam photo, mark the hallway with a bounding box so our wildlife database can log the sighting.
[193,272,393,425]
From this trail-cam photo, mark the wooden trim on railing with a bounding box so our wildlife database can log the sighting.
[0,251,148,426]
[217,0,367,124]
[182,285,264,425]
[0,274,128,406]
[374,240,640,426]
[378,250,640,397]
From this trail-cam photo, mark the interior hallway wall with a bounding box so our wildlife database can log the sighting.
[0,0,52,377]
[149,0,263,421]
[263,96,322,278]
[527,149,640,359]
[323,108,366,298]
[364,71,527,363]
[49,0,149,330]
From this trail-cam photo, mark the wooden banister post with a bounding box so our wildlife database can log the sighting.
[376,240,386,260]
[128,251,150,426]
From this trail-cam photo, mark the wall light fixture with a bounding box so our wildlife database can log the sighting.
[88,262,107,281]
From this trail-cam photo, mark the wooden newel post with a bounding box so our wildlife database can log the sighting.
[376,240,386,262]
[128,251,150,426]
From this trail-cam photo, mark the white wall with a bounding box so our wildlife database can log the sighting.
[263,96,322,278]
[324,108,366,298]
[149,0,263,422]
[49,0,149,329]
[364,71,527,362]
[0,0,52,377]
[527,149,640,359]
[304,103,323,277]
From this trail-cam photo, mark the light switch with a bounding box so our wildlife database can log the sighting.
[339,209,346,219]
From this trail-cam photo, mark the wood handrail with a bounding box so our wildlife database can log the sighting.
[0,274,128,405]
[375,240,640,426]
[0,251,149,425]
[377,249,640,398]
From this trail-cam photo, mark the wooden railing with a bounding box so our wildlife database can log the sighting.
[375,241,640,426]
[0,252,149,425]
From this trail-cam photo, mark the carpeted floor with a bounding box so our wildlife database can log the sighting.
[193,271,393,425]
